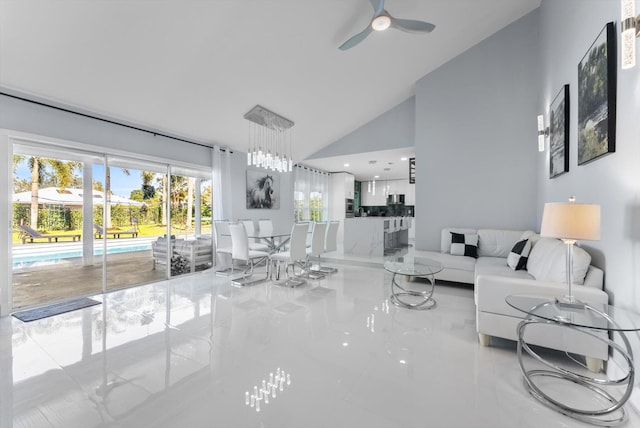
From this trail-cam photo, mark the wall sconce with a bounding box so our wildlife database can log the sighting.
[537,115,549,152]
[622,0,639,69]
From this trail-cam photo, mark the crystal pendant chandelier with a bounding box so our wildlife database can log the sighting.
[245,105,294,173]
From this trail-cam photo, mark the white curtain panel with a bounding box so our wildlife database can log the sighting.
[211,146,232,221]
[294,166,310,220]
[211,146,233,269]
[294,166,329,221]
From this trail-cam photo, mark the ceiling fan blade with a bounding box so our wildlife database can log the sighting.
[370,0,385,16]
[339,26,373,51]
[391,17,435,33]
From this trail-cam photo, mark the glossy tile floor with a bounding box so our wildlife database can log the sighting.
[2,263,639,428]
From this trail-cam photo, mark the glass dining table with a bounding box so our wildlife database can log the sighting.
[247,230,292,253]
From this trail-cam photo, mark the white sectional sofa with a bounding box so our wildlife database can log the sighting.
[417,227,609,370]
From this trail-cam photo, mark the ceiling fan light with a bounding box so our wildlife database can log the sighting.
[371,15,391,31]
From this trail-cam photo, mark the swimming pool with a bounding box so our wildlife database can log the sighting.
[12,244,152,269]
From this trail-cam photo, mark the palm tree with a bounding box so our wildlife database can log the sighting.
[161,175,168,226]
[104,166,130,228]
[12,155,30,192]
[186,177,194,231]
[23,157,80,229]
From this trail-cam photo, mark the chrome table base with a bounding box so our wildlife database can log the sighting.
[516,305,634,426]
[389,272,436,310]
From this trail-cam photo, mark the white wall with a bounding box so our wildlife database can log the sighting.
[537,0,640,311]
[306,97,415,159]
[414,10,541,250]
[228,150,294,233]
[0,93,212,166]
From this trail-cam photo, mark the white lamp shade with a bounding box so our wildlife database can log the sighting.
[541,202,601,241]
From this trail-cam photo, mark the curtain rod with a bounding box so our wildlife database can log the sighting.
[295,164,330,175]
[0,90,232,153]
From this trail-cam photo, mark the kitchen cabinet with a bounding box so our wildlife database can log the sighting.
[361,179,415,207]
[345,173,354,198]
[330,172,355,242]
[406,182,415,205]
[344,217,411,257]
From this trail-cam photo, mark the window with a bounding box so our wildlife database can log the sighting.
[293,166,329,222]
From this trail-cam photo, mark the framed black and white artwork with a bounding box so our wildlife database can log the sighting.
[549,84,570,179]
[246,170,280,209]
[578,22,616,165]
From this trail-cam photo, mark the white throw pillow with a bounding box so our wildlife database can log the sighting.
[450,232,478,258]
[507,239,531,271]
[526,237,592,285]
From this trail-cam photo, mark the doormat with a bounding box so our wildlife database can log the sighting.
[13,297,101,322]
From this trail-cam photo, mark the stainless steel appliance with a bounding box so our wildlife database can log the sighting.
[387,194,405,205]
[345,198,354,218]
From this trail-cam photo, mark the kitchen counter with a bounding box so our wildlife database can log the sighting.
[343,217,411,257]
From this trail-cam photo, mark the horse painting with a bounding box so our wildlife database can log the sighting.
[246,172,278,209]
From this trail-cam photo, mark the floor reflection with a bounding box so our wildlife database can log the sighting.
[3,263,639,428]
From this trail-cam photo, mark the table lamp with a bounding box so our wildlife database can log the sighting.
[540,197,601,309]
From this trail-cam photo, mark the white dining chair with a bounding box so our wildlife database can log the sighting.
[214,220,235,275]
[258,219,273,236]
[259,218,281,250]
[228,222,270,286]
[311,220,339,274]
[306,222,328,279]
[240,219,270,252]
[307,221,319,239]
[269,222,309,287]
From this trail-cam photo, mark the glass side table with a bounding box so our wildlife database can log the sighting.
[384,258,443,310]
[506,294,640,426]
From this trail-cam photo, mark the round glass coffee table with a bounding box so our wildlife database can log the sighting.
[384,258,443,310]
[506,294,640,426]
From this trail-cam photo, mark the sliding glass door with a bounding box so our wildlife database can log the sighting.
[12,143,104,308]
[11,141,214,310]
[101,156,168,289]
[168,166,213,277]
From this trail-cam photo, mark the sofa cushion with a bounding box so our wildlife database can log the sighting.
[507,238,531,271]
[418,251,476,284]
[477,229,526,258]
[450,232,478,258]
[475,257,534,282]
[431,252,477,272]
[440,228,476,253]
[527,237,592,285]
[525,232,542,249]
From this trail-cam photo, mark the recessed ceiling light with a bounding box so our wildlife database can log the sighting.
[400,157,408,161]
[344,163,350,167]
[374,175,379,179]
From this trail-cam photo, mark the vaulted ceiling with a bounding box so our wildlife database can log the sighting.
[0,0,540,162]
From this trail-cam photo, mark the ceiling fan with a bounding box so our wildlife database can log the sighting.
[339,0,435,51]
